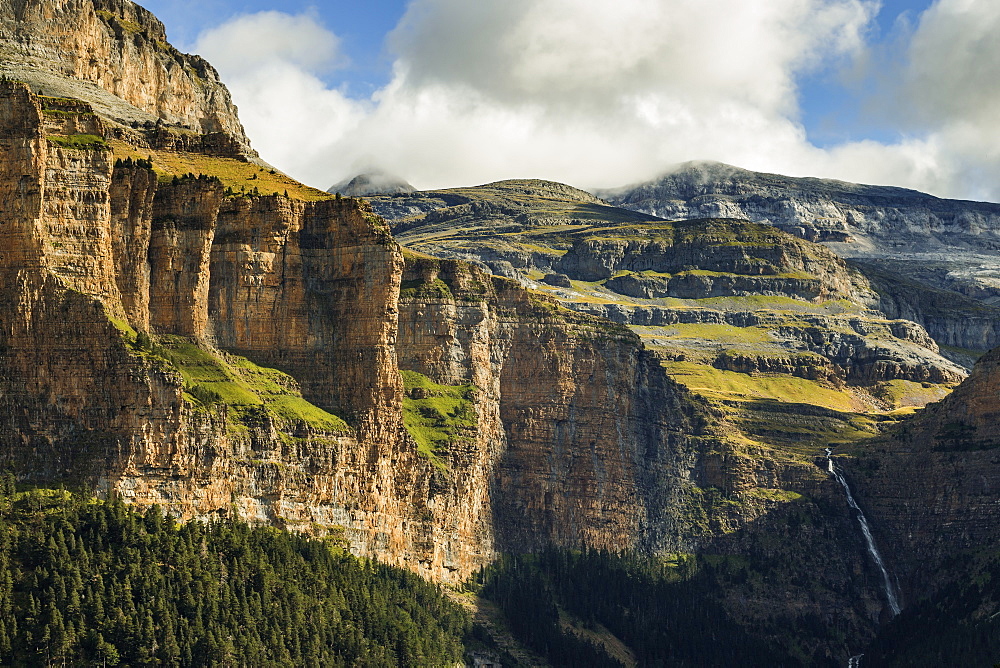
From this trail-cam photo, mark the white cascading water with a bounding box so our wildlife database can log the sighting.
[848,654,864,667]
[825,448,902,618]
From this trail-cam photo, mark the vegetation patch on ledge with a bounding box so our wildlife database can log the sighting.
[399,277,454,301]
[129,334,349,433]
[400,370,477,469]
[47,134,108,150]
[95,9,144,34]
[108,140,333,201]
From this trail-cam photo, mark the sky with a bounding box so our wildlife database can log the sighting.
[134,0,1000,201]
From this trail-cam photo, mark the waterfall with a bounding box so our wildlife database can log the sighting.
[825,449,901,617]
[848,654,864,667]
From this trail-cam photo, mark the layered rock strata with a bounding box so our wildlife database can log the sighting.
[556,219,867,302]
[600,161,1000,352]
[0,79,442,578]
[855,258,1000,352]
[397,258,713,554]
[571,303,965,386]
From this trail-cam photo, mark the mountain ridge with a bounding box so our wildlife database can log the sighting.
[596,160,1000,352]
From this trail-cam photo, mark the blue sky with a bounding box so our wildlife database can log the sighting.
[798,0,932,146]
[138,0,407,95]
[135,1,1000,201]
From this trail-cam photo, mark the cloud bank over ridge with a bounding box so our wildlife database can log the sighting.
[195,0,1000,200]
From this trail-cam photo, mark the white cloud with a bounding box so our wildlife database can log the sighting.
[888,0,1000,199]
[194,10,344,73]
[367,0,880,188]
[194,12,367,181]
[191,0,1000,201]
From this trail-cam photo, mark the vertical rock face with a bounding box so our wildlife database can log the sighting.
[0,81,179,480]
[0,78,45,272]
[491,283,695,552]
[0,78,526,583]
[396,258,714,559]
[208,195,404,427]
[0,79,425,573]
[0,6,743,586]
[109,160,156,331]
[149,178,224,337]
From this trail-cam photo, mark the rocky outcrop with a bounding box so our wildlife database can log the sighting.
[109,158,157,331]
[600,162,1000,353]
[569,302,964,387]
[329,171,416,197]
[208,194,404,427]
[0,0,251,152]
[854,258,1000,352]
[556,219,870,302]
[149,177,224,338]
[604,270,826,301]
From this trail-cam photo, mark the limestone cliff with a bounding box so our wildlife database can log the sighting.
[0,78,438,578]
[556,219,865,302]
[396,257,715,556]
[375,182,964,420]
[853,257,1000,353]
[393,257,894,660]
[0,78,770,585]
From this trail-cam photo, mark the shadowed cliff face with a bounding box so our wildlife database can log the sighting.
[844,347,1000,603]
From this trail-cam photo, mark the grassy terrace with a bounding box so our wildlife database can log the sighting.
[522,281,955,459]
[109,323,349,433]
[400,370,477,470]
[47,134,108,150]
[108,139,334,201]
[662,360,862,412]
[386,178,960,464]
[155,337,349,432]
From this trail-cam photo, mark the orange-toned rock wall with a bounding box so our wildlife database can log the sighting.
[148,179,224,337]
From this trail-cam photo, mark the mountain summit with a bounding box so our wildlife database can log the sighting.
[598,160,1000,253]
[328,171,416,196]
